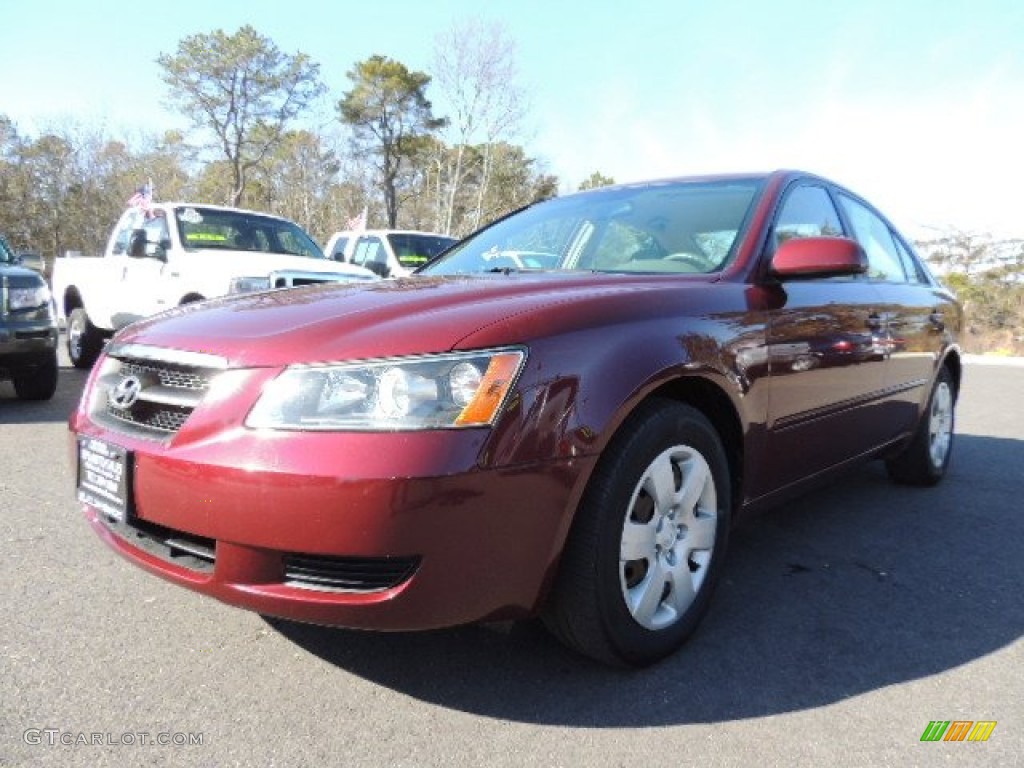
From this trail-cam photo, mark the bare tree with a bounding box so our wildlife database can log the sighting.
[432,19,527,235]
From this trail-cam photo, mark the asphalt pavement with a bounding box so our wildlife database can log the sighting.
[1,348,1021,767]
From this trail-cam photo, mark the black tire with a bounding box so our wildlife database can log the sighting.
[542,398,732,667]
[67,307,104,369]
[12,350,58,401]
[885,366,956,486]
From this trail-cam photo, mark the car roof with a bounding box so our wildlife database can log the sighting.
[154,202,297,223]
[569,170,807,195]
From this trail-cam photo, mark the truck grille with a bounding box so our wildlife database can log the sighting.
[269,269,375,289]
[91,343,228,439]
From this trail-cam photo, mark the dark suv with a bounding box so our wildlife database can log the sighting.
[1,235,59,400]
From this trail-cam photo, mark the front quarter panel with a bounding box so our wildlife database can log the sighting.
[475,282,768,470]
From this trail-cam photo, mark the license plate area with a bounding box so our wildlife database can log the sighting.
[77,437,133,522]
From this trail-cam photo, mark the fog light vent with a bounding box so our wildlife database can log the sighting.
[283,553,420,592]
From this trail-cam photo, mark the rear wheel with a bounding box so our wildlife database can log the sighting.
[12,350,58,401]
[67,307,104,369]
[543,399,731,666]
[885,366,956,486]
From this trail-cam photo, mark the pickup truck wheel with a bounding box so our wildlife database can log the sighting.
[12,350,58,401]
[542,399,731,666]
[67,307,104,369]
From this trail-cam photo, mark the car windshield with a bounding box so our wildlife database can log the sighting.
[422,179,763,276]
[174,206,326,259]
[386,233,457,269]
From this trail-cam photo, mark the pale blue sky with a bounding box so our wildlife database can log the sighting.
[3,0,1022,239]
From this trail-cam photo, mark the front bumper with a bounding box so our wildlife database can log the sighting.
[73,419,594,630]
[0,316,58,372]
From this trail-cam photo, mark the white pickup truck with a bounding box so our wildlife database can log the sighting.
[52,202,377,368]
[325,229,456,278]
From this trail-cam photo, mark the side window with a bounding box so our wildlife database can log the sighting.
[351,237,382,267]
[331,237,349,259]
[893,237,926,284]
[142,213,169,245]
[111,210,144,254]
[838,194,907,282]
[774,185,844,245]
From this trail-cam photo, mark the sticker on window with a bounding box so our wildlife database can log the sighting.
[180,208,203,224]
[186,232,227,243]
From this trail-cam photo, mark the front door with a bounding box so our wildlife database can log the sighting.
[759,183,889,493]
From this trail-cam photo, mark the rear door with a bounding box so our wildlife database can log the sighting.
[835,192,956,430]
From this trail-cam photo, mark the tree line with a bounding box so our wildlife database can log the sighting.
[0,21,562,270]
[2,21,1019,355]
[917,232,1024,355]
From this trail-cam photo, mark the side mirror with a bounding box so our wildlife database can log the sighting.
[128,229,147,258]
[128,229,167,261]
[771,236,867,279]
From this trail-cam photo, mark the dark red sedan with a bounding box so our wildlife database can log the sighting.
[71,170,961,666]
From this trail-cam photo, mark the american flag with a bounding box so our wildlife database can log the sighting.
[127,181,153,210]
[345,206,367,232]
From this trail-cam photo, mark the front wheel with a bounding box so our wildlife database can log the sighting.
[543,399,731,666]
[885,366,956,486]
[67,307,104,369]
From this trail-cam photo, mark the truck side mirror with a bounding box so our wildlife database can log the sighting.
[128,229,167,262]
[128,229,147,258]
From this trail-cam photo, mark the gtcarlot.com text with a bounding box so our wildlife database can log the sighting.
[23,729,204,747]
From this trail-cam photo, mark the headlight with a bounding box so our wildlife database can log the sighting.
[8,283,51,310]
[229,276,272,293]
[246,348,526,431]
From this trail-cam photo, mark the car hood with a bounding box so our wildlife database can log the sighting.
[113,272,713,368]
[0,263,45,281]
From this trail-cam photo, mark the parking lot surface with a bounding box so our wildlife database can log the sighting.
[1,352,1021,767]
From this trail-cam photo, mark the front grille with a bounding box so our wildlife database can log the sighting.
[284,553,420,592]
[91,344,227,439]
[120,360,207,390]
[106,399,191,433]
[101,515,216,573]
[275,277,323,288]
[268,270,373,289]
[14,329,54,340]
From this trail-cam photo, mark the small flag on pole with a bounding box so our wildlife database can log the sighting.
[128,180,153,210]
[345,206,367,232]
